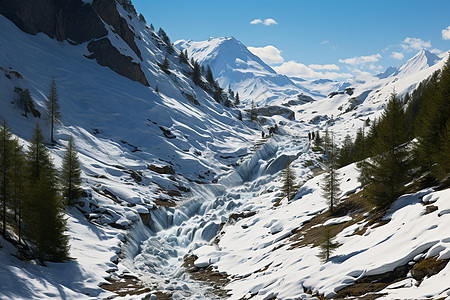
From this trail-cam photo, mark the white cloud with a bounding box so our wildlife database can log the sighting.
[339,53,381,66]
[250,18,278,26]
[320,40,329,45]
[442,26,450,40]
[263,18,278,26]
[274,60,351,80]
[431,48,443,55]
[250,19,263,25]
[248,45,284,65]
[401,37,431,51]
[391,51,404,60]
[309,64,340,71]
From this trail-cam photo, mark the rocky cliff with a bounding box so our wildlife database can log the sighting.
[0,0,148,86]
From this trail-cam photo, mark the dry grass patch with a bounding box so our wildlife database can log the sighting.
[100,274,170,299]
[289,191,371,249]
[182,254,230,298]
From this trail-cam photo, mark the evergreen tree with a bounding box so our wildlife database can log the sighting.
[314,131,323,148]
[250,100,257,122]
[364,93,411,208]
[193,61,202,85]
[45,77,62,143]
[206,65,215,85]
[317,226,341,262]
[24,124,69,261]
[10,138,25,244]
[15,88,36,118]
[61,136,82,205]
[0,120,13,237]
[238,110,242,121]
[337,134,354,167]
[214,86,223,103]
[353,126,366,161]
[323,128,331,155]
[161,56,170,73]
[155,85,159,94]
[321,134,341,213]
[280,158,298,201]
[414,56,450,179]
[235,92,240,106]
[179,51,188,64]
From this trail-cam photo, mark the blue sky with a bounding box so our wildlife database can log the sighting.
[133,0,450,79]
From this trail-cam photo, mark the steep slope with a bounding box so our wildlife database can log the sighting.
[175,37,321,107]
[0,1,258,298]
[396,49,440,77]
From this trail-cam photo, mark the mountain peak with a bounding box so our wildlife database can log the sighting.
[397,49,440,77]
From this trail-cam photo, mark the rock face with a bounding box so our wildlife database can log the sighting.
[254,106,295,120]
[0,0,149,86]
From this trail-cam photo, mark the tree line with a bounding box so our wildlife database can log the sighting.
[1,78,82,262]
[279,56,449,261]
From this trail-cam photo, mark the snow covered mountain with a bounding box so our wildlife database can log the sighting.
[175,37,321,107]
[396,49,441,77]
[1,1,450,299]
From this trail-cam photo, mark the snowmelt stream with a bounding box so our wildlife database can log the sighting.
[123,137,299,298]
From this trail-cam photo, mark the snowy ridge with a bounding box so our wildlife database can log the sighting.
[175,37,321,107]
[396,49,440,77]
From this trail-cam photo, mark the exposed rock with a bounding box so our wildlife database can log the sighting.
[283,94,315,107]
[425,205,438,215]
[0,0,107,43]
[0,0,149,86]
[411,257,448,281]
[87,38,149,86]
[252,106,295,120]
[158,126,176,139]
[147,164,175,175]
[92,0,142,60]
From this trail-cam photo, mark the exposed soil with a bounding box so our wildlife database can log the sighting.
[182,254,231,299]
[100,274,171,299]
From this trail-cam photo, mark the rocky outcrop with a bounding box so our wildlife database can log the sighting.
[87,38,148,86]
[0,0,149,86]
[0,0,107,43]
[253,106,295,120]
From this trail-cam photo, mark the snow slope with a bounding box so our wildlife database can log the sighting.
[175,37,323,107]
[1,1,449,299]
[0,5,257,298]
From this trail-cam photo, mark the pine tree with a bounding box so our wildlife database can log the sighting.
[235,92,240,106]
[337,134,354,167]
[238,111,242,121]
[24,124,69,261]
[314,131,323,148]
[15,88,36,118]
[250,100,257,122]
[365,93,411,208]
[414,56,450,179]
[323,128,331,155]
[193,61,201,85]
[280,158,298,201]
[45,77,62,143]
[353,126,366,161]
[10,138,25,244]
[0,120,13,237]
[214,86,223,103]
[206,65,215,85]
[61,136,82,205]
[155,85,159,94]
[317,226,341,262]
[161,56,170,73]
[321,133,341,213]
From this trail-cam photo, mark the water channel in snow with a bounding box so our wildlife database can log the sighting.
[121,136,307,298]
